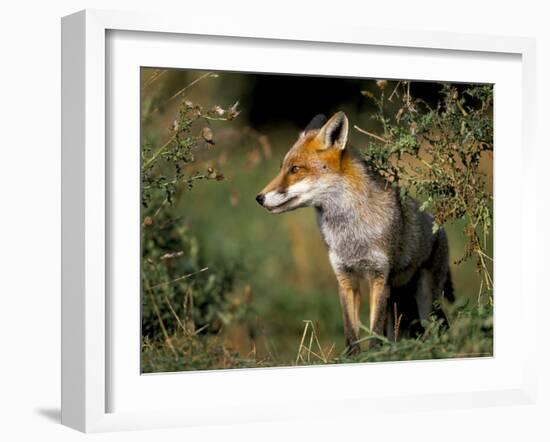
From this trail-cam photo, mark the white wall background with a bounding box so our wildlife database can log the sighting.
[0,1,547,440]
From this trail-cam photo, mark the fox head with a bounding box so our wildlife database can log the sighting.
[256,111,351,213]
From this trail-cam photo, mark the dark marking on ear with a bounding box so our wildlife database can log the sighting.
[304,114,327,133]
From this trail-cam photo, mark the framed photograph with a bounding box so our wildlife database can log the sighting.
[61,9,537,432]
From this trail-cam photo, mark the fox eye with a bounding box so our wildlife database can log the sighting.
[290,165,300,174]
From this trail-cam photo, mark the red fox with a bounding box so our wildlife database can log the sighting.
[256,112,454,355]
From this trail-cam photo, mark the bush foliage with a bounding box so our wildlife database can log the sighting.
[358,81,493,303]
[141,73,247,361]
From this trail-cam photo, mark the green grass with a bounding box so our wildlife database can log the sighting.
[141,299,493,373]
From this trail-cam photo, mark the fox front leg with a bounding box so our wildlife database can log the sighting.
[368,275,390,348]
[335,272,362,355]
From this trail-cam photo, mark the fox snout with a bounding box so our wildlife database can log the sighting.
[255,187,302,213]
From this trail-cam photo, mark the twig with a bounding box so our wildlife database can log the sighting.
[191,324,209,336]
[456,99,469,117]
[295,321,310,365]
[312,322,328,362]
[307,323,314,363]
[149,71,216,116]
[393,303,403,342]
[263,337,277,362]
[301,348,325,361]
[144,281,177,356]
[325,343,336,360]
[477,279,484,306]
[153,197,169,218]
[477,249,494,261]
[388,80,401,102]
[142,69,168,90]
[183,287,194,333]
[354,125,389,143]
[150,267,209,289]
[421,159,434,170]
[295,320,330,364]
[167,71,214,103]
[162,293,186,332]
[142,133,177,170]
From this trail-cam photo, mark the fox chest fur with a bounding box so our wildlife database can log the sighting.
[314,164,434,287]
[315,179,393,277]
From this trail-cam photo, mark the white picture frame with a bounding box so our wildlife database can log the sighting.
[61,9,537,433]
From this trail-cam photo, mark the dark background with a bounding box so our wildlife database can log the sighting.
[151,67,477,132]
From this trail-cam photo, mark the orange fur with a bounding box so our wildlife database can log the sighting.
[260,132,365,196]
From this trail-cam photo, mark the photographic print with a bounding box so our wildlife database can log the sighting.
[140,68,493,373]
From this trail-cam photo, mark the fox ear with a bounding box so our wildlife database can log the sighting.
[316,111,349,150]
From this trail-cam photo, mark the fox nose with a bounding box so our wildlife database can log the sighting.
[256,194,265,206]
